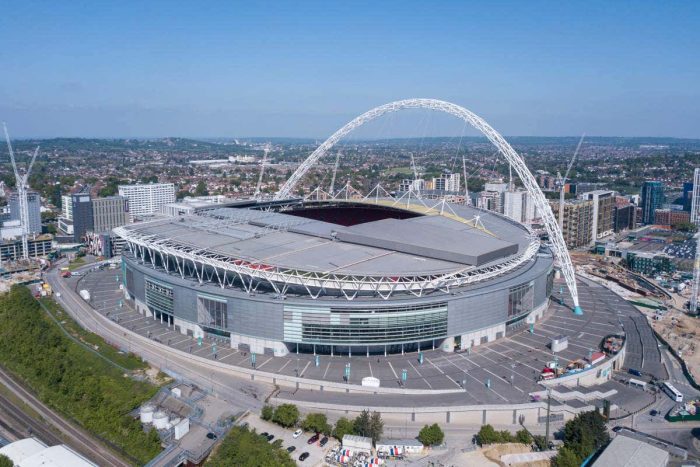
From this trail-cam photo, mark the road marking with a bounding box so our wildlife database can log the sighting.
[300,361,311,377]
[256,357,273,370]
[322,362,331,379]
[387,361,399,379]
[368,360,373,378]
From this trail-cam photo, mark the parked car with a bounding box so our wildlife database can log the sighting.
[260,431,269,438]
[287,446,296,453]
[307,434,319,444]
[299,452,310,461]
[650,409,659,416]
[267,434,275,442]
[206,432,217,440]
[293,429,303,438]
[319,436,329,447]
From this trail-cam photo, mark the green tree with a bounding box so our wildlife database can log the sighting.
[261,405,274,421]
[0,454,12,467]
[301,413,331,435]
[353,410,384,443]
[552,446,582,467]
[195,180,209,196]
[272,404,299,428]
[333,417,355,441]
[561,410,609,460]
[476,424,500,445]
[515,429,532,445]
[418,423,445,446]
[207,426,295,467]
[499,430,515,443]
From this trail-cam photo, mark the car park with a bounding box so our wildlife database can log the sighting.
[293,429,303,438]
[299,452,310,461]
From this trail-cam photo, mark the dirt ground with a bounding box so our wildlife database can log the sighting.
[482,443,550,467]
[648,306,700,378]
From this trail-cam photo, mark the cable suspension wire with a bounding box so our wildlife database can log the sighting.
[274,99,582,313]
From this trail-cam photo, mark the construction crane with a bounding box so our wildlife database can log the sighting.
[254,143,270,200]
[689,168,700,313]
[462,155,471,205]
[410,154,421,197]
[556,134,585,229]
[3,123,39,261]
[329,151,341,196]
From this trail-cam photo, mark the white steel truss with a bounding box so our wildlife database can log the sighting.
[114,224,542,301]
[273,98,582,312]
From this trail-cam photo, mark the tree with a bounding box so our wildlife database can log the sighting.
[418,423,445,446]
[301,413,331,435]
[272,404,299,428]
[476,424,500,445]
[0,454,12,467]
[533,435,548,451]
[515,429,532,445]
[561,410,609,460]
[333,417,354,441]
[195,180,209,196]
[353,410,383,443]
[207,426,295,467]
[552,446,582,467]
[261,405,274,421]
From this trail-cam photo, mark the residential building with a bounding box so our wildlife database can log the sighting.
[399,179,425,193]
[691,168,700,225]
[92,196,129,233]
[478,190,503,213]
[504,190,530,223]
[641,181,665,224]
[627,252,674,275]
[654,208,690,227]
[61,194,73,220]
[8,191,42,234]
[579,190,615,242]
[613,202,636,232]
[0,235,52,262]
[550,199,594,248]
[118,183,176,217]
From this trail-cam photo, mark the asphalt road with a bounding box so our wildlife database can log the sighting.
[0,365,129,466]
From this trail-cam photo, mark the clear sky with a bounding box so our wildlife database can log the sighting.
[1,1,699,138]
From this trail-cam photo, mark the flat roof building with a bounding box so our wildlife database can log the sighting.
[118,183,175,218]
[592,434,669,467]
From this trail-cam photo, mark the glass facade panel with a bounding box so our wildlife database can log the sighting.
[145,279,174,316]
[284,303,448,345]
[508,282,534,318]
[197,296,228,329]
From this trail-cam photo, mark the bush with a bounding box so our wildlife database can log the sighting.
[261,405,274,421]
[272,404,299,428]
[301,413,331,435]
[476,424,501,445]
[533,435,548,451]
[560,410,609,460]
[0,454,12,467]
[418,423,445,446]
[0,286,160,464]
[498,430,515,443]
[207,426,295,467]
[333,417,354,441]
[515,429,532,445]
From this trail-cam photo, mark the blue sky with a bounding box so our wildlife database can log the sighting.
[1,1,699,138]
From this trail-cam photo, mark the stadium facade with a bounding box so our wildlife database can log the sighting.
[116,198,554,357]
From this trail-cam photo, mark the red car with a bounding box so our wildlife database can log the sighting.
[307,434,319,444]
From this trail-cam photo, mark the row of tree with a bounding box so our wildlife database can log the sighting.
[261,404,385,442]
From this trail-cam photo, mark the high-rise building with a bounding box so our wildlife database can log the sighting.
[61,194,73,220]
[430,173,460,192]
[550,199,594,249]
[613,198,637,232]
[92,196,130,233]
[71,193,93,242]
[579,190,615,243]
[682,181,694,212]
[691,169,700,225]
[8,191,42,235]
[478,190,503,213]
[118,183,176,217]
[640,181,665,225]
[504,190,528,223]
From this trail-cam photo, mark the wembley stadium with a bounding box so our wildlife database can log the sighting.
[115,197,555,357]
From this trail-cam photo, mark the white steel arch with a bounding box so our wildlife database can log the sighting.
[275,98,582,313]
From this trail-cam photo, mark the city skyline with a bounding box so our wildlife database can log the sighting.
[1,1,699,138]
